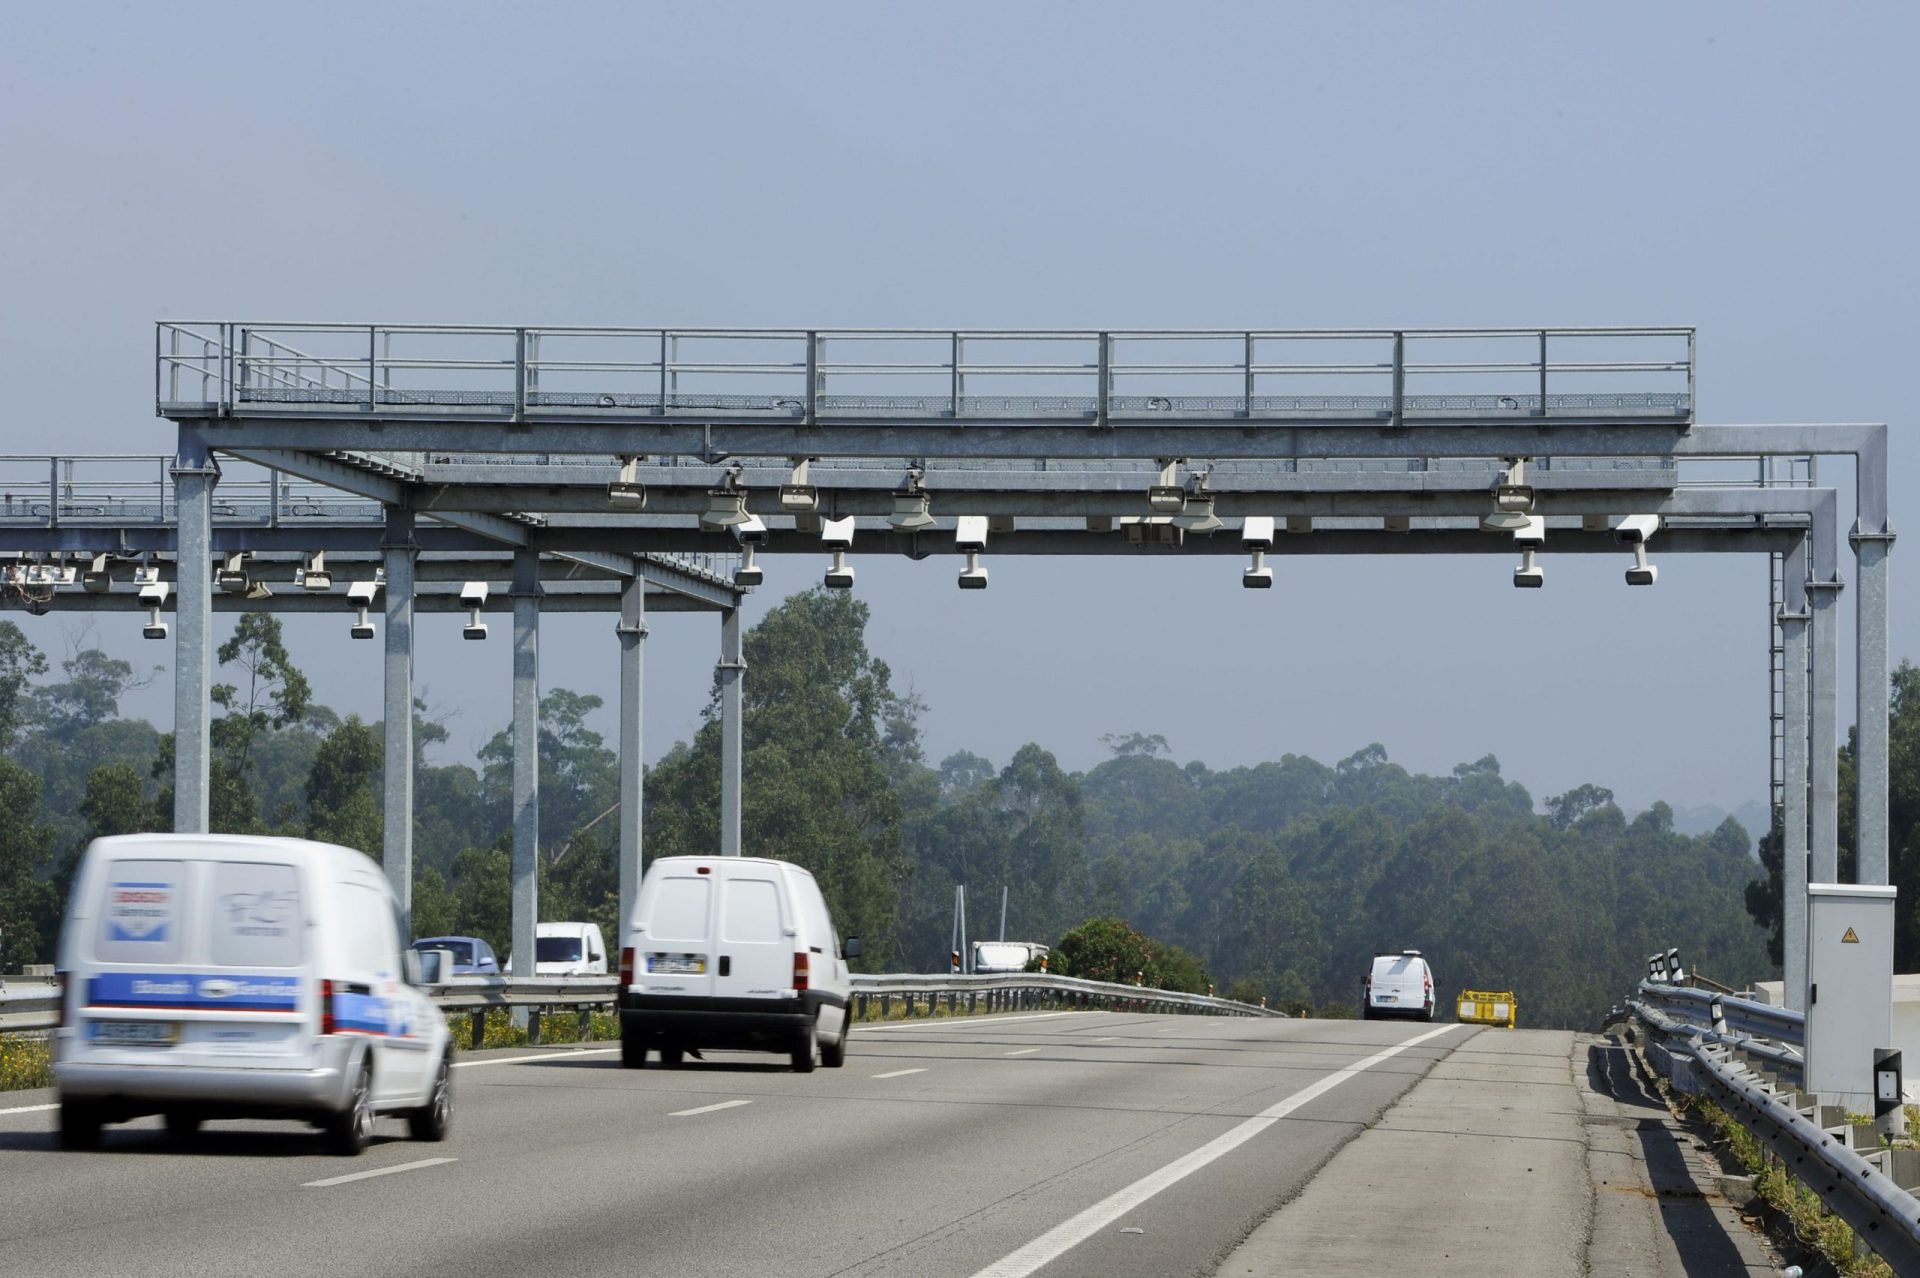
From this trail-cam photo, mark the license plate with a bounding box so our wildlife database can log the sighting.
[647,954,705,975]
[93,1021,176,1045]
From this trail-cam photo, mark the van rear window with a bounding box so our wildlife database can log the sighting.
[96,861,185,964]
[648,878,710,942]
[722,878,782,943]
[212,862,303,968]
[536,937,583,963]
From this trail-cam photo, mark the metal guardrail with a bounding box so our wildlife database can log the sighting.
[1,971,1278,1045]
[1692,1039,1920,1274]
[1625,974,1920,1270]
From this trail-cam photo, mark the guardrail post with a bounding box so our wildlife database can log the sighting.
[880,993,890,1019]
[470,1011,485,1050]
[578,1006,592,1041]
[527,1007,542,1046]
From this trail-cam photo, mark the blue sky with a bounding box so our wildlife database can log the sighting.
[3,3,1914,815]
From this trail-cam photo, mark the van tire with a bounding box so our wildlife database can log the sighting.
[790,1018,821,1073]
[408,1054,453,1142]
[58,1098,103,1151]
[659,1045,685,1068]
[821,1019,848,1068]
[620,1025,649,1069]
[164,1109,203,1142]
[327,1060,375,1155]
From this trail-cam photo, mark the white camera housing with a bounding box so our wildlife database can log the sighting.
[820,516,855,549]
[1513,548,1544,588]
[824,549,854,590]
[348,579,381,606]
[957,550,988,590]
[460,581,489,609]
[1615,514,1662,545]
[138,579,171,607]
[734,545,764,588]
[954,515,989,555]
[1513,515,1547,549]
[1241,516,1275,550]
[732,513,769,546]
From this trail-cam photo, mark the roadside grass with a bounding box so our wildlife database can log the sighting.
[0,1035,53,1092]
[445,1007,620,1051]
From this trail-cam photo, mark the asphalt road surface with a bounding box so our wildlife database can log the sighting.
[0,1012,1470,1277]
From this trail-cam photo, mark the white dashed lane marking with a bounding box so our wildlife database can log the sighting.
[304,1157,457,1188]
[871,1068,928,1079]
[670,1099,754,1117]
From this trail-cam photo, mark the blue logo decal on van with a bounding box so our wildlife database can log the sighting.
[89,972,300,1012]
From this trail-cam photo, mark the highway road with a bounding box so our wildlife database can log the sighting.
[0,1012,1470,1277]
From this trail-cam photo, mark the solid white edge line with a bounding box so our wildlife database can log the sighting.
[970,1024,1459,1278]
[0,1102,58,1116]
[453,1047,620,1069]
[871,1067,929,1079]
[303,1157,457,1188]
[670,1098,754,1117]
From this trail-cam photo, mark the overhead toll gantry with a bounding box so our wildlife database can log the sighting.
[0,323,1888,1087]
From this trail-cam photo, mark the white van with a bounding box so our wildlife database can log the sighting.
[972,941,1048,974]
[1363,950,1436,1021]
[510,921,608,977]
[54,834,453,1155]
[619,856,861,1072]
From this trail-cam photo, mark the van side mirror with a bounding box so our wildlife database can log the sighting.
[843,936,862,959]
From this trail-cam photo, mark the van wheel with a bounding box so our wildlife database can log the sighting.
[1360,1005,1374,1021]
[58,1099,103,1151]
[408,1054,453,1142]
[659,1045,685,1068]
[821,1019,848,1069]
[790,1018,821,1073]
[327,1060,375,1155]
[620,1025,649,1069]
[164,1109,202,1142]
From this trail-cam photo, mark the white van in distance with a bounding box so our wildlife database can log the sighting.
[54,834,453,1154]
[619,856,860,1072]
[1363,950,1436,1021]
[509,921,608,976]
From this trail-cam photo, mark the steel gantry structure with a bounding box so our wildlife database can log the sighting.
[0,322,1891,1076]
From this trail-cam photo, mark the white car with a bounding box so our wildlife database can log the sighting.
[54,834,453,1155]
[619,856,860,1071]
[1363,950,1436,1021]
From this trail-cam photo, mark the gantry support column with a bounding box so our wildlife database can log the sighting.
[382,506,417,933]
[1852,429,1895,886]
[1780,537,1811,1013]
[170,436,218,833]
[718,606,745,856]
[617,569,648,938]
[510,550,542,979]
[1808,499,1843,885]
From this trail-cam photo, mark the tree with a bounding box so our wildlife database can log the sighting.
[1547,783,1616,832]
[451,844,512,954]
[1101,732,1169,759]
[305,716,383,857]
[0,621,47,751]
[646,590,910,963]
[0,758,59,969]
[34,644,150,734]
[211,614,311,776]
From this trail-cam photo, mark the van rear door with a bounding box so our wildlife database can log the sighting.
[83,857,308,1063]
[638,868,717,998]
[715,870,791,1000]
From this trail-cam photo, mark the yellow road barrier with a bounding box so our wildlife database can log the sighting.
[1456,990,1517,1028]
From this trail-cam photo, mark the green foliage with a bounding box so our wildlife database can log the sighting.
[411,864,458,939]
[0,1034,52,1092]
[451,844,512,954]
[0,621,48,752]
[304,715,383,856]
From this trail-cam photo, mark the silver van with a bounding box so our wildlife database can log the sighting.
[55,834,453,1154]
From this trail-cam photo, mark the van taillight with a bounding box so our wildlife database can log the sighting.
[793,952,810,992]
[319,979,336,1035]
[620,947,635,987]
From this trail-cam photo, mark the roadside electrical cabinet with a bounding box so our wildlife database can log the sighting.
[1805,883,1896,1108]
